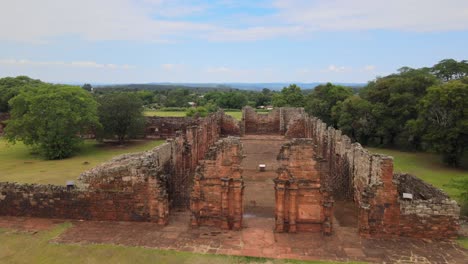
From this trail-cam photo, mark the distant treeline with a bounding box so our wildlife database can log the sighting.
[0,58,466,166]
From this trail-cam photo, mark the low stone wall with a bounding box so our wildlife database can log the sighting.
[0,111,230,223]
[0,143,173,224]
[396,173,460,239]
[145,116,198,139]
[275,139,333,234]
[190,137,243,230]
[285,113,459,239]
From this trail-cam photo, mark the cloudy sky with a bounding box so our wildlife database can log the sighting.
[0,0,467,84]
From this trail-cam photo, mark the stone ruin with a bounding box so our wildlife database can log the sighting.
[0,107,461,240]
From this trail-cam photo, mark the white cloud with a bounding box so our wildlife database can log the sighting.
[0,59,135,70]
[1,0,466,43]
[363,65,376,71]
[273,0,468,32]
[325,65,348,73]
[161,63,185,71]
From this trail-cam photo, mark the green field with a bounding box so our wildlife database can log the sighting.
[144,110,243,120]
[0,139,164,185]
[0,223,351,264]
[368,148,468,199]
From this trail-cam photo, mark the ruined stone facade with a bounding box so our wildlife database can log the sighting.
[0,108,460,239]
[191,137,244,230]
[241,106,303,135]
[274,139,333,234]
[282,112,460,239]
[145,116,198,139]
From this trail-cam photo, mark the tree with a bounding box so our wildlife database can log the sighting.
[217,92,248,109]
[97,93,146,143]
[360,69,438,146]
[431,59,468,82]
[272,84,305,107]
[416,80,468,167]
[82,83,93,92]
[5,84,100,160]
[332,95,375,145]
[186,106,208,117]
[0,76,42,112]
[305,83,352,126]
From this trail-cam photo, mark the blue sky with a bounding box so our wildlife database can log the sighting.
[0,0,467,84]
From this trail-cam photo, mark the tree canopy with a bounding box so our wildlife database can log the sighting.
[5,84,100,159]
[272,84,305,107]
[97,93,146,143]
[0,76,43,112]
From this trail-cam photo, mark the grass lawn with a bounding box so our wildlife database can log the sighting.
[0,139,164,185]
[144,110,187,117]
[368,147,468,199]
[144,110,243,120]
[0,224,356,264]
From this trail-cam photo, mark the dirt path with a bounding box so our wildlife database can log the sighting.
[241,135,288,229]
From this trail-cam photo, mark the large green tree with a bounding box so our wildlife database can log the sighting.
[97,93,146,143]
[431,59,468,82]
[0,76,43,112]
[360,68,438,146]
[415,80,468,167]
[305,83,352,126]
[5,84,100,160]
[332,95,375,145]
[272,84,305,107]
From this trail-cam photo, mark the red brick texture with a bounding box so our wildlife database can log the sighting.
[284,113,460,239]
[0,111,230,224]
[275,139,333,235]
[190,137,244,230]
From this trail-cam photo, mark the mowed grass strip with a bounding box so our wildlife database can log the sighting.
[0,139,164,185]
[368,148,468,200]
[144,110,243,120]
[0,223,362,264]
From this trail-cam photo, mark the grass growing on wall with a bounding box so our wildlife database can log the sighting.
[0,223,355,264]
[0,139,165,185]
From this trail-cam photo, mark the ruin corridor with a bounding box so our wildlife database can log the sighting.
[241,135,287,229]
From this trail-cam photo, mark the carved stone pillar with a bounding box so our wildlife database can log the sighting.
[275,180,286,232]
[288,182,298,233]
[232,179,244,230]
[221,178,230,229]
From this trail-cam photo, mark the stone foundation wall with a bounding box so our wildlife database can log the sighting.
[242,106,304,135]
[274,139,333,235]
[190,137,243,230]
[285,113,459,239]
[145,116,198,139]
[396,173,460,239]
[0,111,229,223]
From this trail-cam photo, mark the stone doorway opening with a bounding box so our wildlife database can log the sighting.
[240,135,288,229]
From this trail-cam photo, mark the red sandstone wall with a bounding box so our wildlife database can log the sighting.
[275,139,333,235]
[285,112,460,239]
[145,116,198,139]
[0,111,230,223]
[242,107,280,134]
[221,112,240,136]
[190,137,243,230]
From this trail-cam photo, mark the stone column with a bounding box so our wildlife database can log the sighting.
[232,179,244,230]
[288,182,298,233]
[221,178,230,229]
[275,180,286,232]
